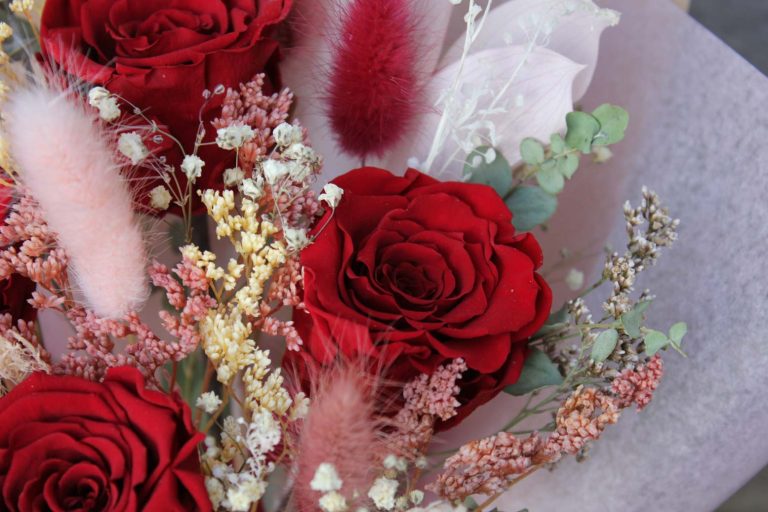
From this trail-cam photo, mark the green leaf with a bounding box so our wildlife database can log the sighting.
[534,306,569,337]
[536,160,565,194]
[504,348,564,395]
[463,497,479,511]
[644,329,669,356]
[591,329,619,362]
[621,301,651,338]
[506,186,558,231]
[592,104,629,145]
[669,322,688,346]
[556,153,579,179]
[520,138,545,165]
[463,146,513,197]
[550,133,566,154]
[565,111,601,153]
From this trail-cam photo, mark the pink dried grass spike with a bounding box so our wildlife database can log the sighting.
[5,85,148,318]
[293,365,384,510]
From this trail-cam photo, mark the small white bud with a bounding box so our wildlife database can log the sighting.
[216,124,255,150]
[223,166,245,187]
[181,154,205,181]
[263,159,289,185]
[148,185,172,210]
[284,227,310,251]
[118,132,148,165]
[566,268,584,291]
[87,87,110,107]
[195,391,222,414]
[240,177,264,200]
[593,145,613,163]
[311,463,343,492]
[273,122,303,147]
[319,183,344,208]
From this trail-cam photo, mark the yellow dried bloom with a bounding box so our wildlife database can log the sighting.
[0,22,12,41]
[244,365,292,415]
[10,0,34,15]
[200,309,257,384]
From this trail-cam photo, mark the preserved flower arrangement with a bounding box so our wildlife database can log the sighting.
[0,1,688,511]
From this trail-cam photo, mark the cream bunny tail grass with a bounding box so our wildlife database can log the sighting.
[4,85,148,318]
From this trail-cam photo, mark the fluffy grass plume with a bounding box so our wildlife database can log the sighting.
[4,84,148,318]
[293,365,384,510]
[328,0,425,159]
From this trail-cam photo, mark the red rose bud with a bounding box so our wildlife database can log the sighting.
[40,0,293,212]
[285,168,552,428]
[0,368,211,511]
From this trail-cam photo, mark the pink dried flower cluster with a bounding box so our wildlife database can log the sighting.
[262,316,302,352]
[433,386,625,502]
[391,358,467,459]
[0,193,68,288]
[212,73,294,174]
[431,432,543,500]
[151,258,216,355]
[545,387,621,458]
[611,355,664,410]
[267,256,304,309]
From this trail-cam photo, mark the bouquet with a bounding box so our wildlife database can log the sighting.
[0,1,688,511]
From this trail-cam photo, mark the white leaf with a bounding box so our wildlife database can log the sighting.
[439,0,620,100]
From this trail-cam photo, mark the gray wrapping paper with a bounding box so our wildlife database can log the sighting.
[491,1,768,510]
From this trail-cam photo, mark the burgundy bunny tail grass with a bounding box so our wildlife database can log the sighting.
[292,365,385,510]
[328,0,425,159]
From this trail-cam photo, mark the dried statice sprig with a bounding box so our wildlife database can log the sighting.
[427,190,680,509]
[604,187,679,317]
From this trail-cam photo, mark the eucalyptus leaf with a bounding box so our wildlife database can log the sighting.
[592,104,629,145]
[504,348,564,395]
[520,138,545,165]
[621,301,651,338]
[645,329,670,356]
[591,329,619,362]
[556,153,579,179]
[506,186,558,231]
[550,133,566,153]
[565,111,601,153]
[669,322,688,346]
[534,306,569,337]
[463,146,513,197]
[536,160,564,194]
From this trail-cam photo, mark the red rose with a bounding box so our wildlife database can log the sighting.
[287,168,552,426]
[40,0,293,209]
[0,367,211,511]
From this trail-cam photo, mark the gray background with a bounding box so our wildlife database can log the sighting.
[690,1,768,510]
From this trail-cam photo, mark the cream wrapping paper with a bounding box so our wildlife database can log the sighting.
[485,0,768,510]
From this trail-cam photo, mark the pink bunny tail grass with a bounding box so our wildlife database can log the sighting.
[328,0,426,159]
[4,85,148,319]
[293,365,385,510]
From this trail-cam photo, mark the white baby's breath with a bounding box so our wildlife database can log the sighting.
[196,391,223,414]
[118,132,148,165]
[319,183,344,209]
[223,166,245,187]
[216,124,255,150]
[181,155,205,181]
[148,185,172,210]
[311,463,343,492]
[273,122,303,148]
[368,477,399,511]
